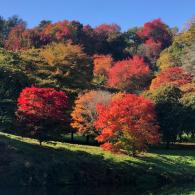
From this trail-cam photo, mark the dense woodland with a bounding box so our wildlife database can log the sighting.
[0,15,194,155]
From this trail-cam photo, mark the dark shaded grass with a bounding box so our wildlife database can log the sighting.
[0,132,194,191]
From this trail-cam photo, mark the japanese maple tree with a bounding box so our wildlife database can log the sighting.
[107,55,151,92]
[150,67,192,90]
[16,86,68,145]
[95,94,159,156]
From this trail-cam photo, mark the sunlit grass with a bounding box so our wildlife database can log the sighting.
[0,131,195,187]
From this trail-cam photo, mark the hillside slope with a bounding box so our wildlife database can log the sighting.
[0,132,195,189]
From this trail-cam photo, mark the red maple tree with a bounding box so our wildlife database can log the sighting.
[137,18,172,48]
[16,86,68,144]
[95,94,159,155]
[94,24,120,35]
[150,67,192,90]
[107,55,151,91]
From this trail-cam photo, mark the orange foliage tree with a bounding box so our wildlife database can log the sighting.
[93,54,113,76]
[180,83,195,94]
[95,94,159,155]
[150,67,192,90]
[71,90,113,141]
[107,55,151,92]
[93,54,113,85]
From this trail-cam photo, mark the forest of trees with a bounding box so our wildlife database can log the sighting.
[0,15,194,155]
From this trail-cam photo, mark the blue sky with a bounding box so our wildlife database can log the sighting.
[0,0,194,31]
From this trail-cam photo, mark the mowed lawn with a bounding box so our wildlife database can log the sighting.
[0,132,195,189]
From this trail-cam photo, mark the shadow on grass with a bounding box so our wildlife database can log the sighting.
[1,182,195,195]
[0,133,194,192]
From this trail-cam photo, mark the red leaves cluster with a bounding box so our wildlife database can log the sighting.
[95,94,159,153]
[137,18,172,48]
[93,54,113,76]
[94,24,120,35]
[17,86,68,121]
[137,19,172,62]
[5,20,88,50]
[41,20,72,42]
[107,55,150,91]
[5,24,26,51]
[150,67,192,90]
[5,24,43,51]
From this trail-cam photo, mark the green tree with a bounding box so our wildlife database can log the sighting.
[123,28,142,57]
[180,89,195,136]
[148,84,183,148]
[21,43,92,90]
[0,66,29,131]
[0,48,22,68]
[157,26,193,71]
[0,48,29,131]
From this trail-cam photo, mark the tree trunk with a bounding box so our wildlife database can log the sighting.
[71,131,74,143]
[132,146,137,157]
[86,135,89,144]
[178,133,182,142]
[166,140,170,149]
[132,151,136,157]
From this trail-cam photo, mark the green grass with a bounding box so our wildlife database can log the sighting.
[0,132,195,189]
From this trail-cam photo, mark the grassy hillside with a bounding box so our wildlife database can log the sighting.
[0,132,195,189]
